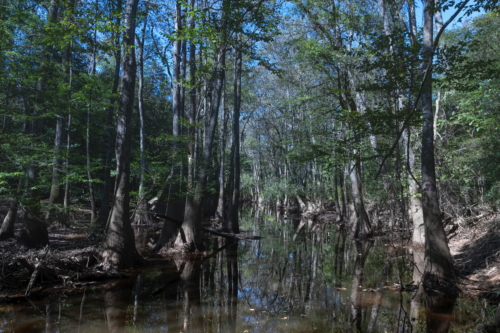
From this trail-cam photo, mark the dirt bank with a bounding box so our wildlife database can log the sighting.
[449,213,500,301]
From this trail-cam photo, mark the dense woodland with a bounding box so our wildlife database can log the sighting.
[1,0,500,293]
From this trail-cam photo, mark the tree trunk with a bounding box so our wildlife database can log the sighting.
[333,166,342,218]
[46,0,65,218]
[421,0,455,290]
[187,0,197,212]
[19,165,49,248]
[378,0,391,37]
[0,185,21,240]
[99,0,143,271]
[226,48,242,234]
[133,7,152,225]
[349,158,372,238]
[47,115,65,207]
[153,0,184,249]
[96,0,122,227]
[86,17,99,225]
[404,128,425,247]
[408,0,416,43]
[86,103,96,223]
[179,48,225,252]
[0,198,17,240]
[64,61,73,209]
[166,0,184,222]
[215,88,228,220]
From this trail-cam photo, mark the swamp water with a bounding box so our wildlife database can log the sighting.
[0,209,494,332]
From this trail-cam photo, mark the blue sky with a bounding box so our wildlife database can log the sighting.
[415,0,486,30]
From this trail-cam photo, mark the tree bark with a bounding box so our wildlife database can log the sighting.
[226,48,242,234]
[0,198,17,240]
[408,0,417,43]
[47,18,72,210]
[96,0,122,227]
[187,0,197,211]
[63,45,73,209]
[349,158,372,238]
[85,9,99,225]
[179,47,225,252]
[404,128,425,248]
[421,0,455,290]
[47,114,65,207]
[19,165,49,248]
[165,0,184,223]
[99,0,143,271]
[133,7,152,225]
[0,178,21,239]
[86,91,96,223]
[215,88,228,220]
[153,0,184,249]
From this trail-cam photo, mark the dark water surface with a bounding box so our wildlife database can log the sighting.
[0,209,493,332]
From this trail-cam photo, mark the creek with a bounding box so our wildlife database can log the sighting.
[0,208,493,332]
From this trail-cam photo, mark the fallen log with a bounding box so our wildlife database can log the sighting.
[153,214,264,240]
[25,263,42,297]
[201,227,264,240]
[153,213,183,226]
[69,270,124,283]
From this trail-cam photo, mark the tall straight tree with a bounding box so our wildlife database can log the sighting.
[96,0,122,227]
[166,0,184,222]
[86,2,99,224]
[179,46,225,251]
[421,0,455,289]
[46,0,65,209]
[99,0,144,271]
[153,0,185,251]
[133,5,151,225]
[216,89,228,220]
[226,47,242,233]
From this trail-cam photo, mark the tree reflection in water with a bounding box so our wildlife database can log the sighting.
[0,209,489,333]
[226,241,239,333]
[350,240,373,332]
[103,279,135,333]
[162,260,181,332]
[425,292,456,333]
[409,247,457,333]
[180,259,203,332]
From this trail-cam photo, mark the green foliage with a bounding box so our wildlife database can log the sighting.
[434,13,500,212]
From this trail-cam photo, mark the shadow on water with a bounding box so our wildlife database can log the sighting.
[410,249,457,333]
[0,208,495,332]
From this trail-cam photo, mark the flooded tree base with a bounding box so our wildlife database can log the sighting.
[2,203,500,332]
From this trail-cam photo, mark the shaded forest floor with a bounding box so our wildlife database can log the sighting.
[449,213,500,301]
[0,199,128,301]
[1,199,500,303]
